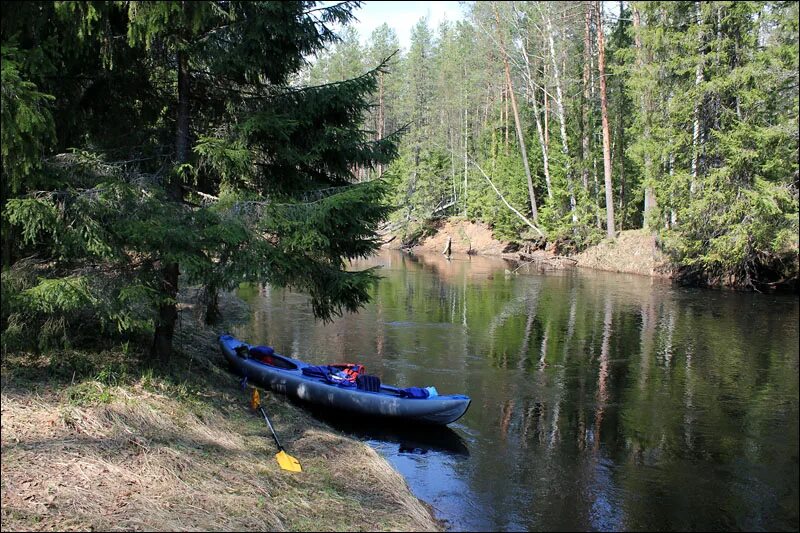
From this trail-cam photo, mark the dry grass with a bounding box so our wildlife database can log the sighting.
[1,290,440,532]
[572,229,674,278]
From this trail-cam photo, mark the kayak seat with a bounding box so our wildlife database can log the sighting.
[356,374,381,392]
[238,345,297,369]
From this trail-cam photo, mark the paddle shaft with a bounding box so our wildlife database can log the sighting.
[259,406,285,452]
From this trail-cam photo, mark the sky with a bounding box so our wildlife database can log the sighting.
[343,1,468,49]
[323,1,622,52]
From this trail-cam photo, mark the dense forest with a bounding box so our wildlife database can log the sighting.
[0,1,797,362]
[308,1,798,287]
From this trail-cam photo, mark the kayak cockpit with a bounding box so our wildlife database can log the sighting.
[234,344,299,370]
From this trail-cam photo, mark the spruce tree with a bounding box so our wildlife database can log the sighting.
[2,1,397,360]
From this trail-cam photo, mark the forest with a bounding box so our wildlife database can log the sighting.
[1,1,798,363]
[309,1,798,287]
[1,3,798,531]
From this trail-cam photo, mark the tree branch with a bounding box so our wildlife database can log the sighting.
[469,159,545,237]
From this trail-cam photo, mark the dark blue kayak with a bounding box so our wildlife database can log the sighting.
[219,334,471,425]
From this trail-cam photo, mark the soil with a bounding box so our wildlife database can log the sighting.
[384,218,675,280]
[411,219,512,256]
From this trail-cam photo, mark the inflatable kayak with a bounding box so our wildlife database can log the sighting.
[219,334,471,425]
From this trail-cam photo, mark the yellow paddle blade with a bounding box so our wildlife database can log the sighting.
[250,388,260,410]
[276,450,302,472]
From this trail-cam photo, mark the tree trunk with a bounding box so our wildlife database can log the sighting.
[544,9,577,222]
[378,71,384,177]
[597,1,615,238]
[175,50,190,193]
[405,147,420,223]
[617,109,626,231]
[504,87,509,154]
[205,284,220,324]
[615,26,626,230]
[616,0,627,231]
[504,65,538,221]
[581,2,592,191]
[520,40,553,200]
[463,107,468,216]
[668,152,677,227]
[150,48,189,362]
[544,61,550,152]
[691,1,705,192]
[633,7,657,230]
[593,153,602,228]
[494,5,538,222]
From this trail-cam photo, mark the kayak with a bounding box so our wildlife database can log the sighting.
[219,334,471,425]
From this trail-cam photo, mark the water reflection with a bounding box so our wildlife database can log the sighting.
[302,405,471,457]
[233,250,799,532]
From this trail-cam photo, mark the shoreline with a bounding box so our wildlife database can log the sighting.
[382,219,674,281]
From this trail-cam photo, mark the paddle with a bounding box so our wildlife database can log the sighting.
[251,388,302,472]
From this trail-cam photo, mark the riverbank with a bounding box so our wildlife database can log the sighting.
[0,291,440,532]
[383,218,673,279]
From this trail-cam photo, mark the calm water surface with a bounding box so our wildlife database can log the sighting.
[232,250,799,532]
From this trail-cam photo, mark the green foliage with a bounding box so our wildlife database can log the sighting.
[0,46,55,194]
[339,1,798,286]
[2,1,399,356]
[23,277,95,314]
[626,0,799,287]
[66,380,115,406]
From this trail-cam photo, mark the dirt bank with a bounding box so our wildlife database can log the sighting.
[407,219,511,256]
[387,218,674,279]
[0,291,440,532]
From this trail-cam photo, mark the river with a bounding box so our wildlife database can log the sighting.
[231,250,799,532]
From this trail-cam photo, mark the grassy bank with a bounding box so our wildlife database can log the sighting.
[0,291,439,532]
[571,229,673,278]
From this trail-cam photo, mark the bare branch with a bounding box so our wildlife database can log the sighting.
[470,160,545,237]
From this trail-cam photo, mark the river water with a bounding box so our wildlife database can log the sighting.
[232,250,799,532]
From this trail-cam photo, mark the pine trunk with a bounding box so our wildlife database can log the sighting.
[504,63,538,221]
[617,111,626,231]
[597,2,615,238]
[544,58,550,152]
